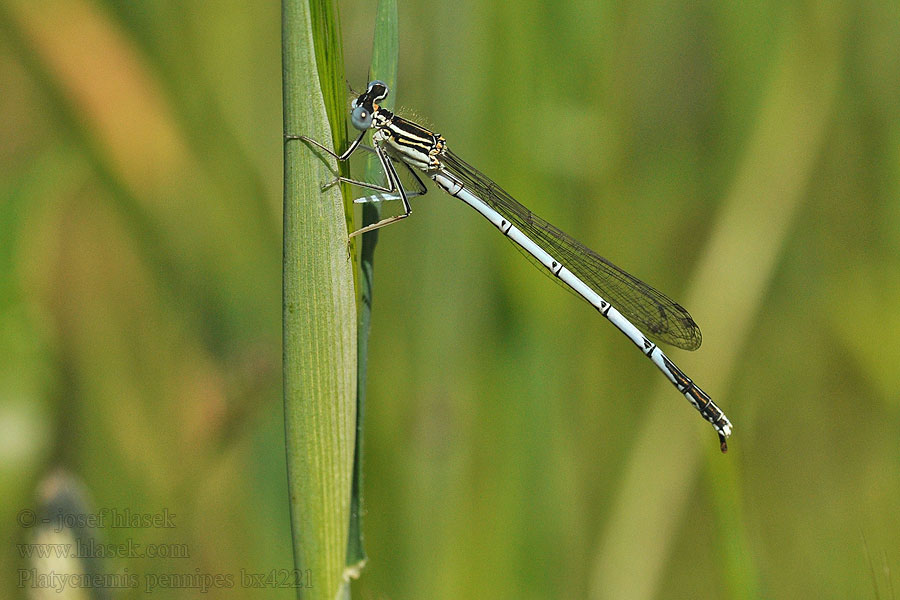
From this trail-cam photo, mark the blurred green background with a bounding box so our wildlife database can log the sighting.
[2,0,900,598]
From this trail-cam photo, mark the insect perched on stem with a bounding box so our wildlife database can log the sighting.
[288,80,732,451]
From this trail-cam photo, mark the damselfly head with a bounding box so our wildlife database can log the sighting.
[349,80,390,130]
[365,80,389,102]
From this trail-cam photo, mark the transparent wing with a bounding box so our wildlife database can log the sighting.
[442,150,702,350]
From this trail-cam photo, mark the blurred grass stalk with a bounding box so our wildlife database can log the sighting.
[282,0,356,598]
[0,1,235,352]
[589,10,845,600]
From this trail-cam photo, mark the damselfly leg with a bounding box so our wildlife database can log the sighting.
[285,133,425,237]
[352,146,427,205]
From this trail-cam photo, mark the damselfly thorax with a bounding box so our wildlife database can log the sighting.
[372,108,446,172]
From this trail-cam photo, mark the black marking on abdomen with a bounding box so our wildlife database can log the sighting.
[661,355,687,386]
[551,261,563,277]
[437,176,463,197]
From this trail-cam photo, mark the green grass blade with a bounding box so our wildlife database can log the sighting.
[348,0,399,572]
[282,0,356,597]
[369,0,400,100]
[308,0,349,169]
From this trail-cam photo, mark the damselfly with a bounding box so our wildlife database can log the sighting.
[288,81,732,451]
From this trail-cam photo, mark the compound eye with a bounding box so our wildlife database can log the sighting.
[350,105,374,130]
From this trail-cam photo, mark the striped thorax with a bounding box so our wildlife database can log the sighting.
[374,114,445,172]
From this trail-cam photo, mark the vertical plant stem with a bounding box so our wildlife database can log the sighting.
[348,0,399,572]
[282,0,356,597]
